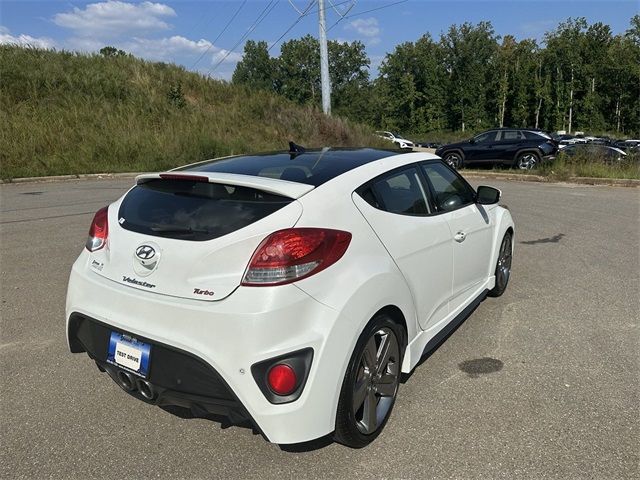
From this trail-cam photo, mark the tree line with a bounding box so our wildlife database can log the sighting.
[232,15,640,136]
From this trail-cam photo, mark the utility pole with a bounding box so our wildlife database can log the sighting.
[318,0,331,115]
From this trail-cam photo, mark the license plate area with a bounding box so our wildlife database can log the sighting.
[107,332,152,378]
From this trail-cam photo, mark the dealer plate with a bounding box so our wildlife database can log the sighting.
[106,332,151,378]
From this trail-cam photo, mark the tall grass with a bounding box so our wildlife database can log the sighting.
[0,46,383,180]
[537,151,640,180]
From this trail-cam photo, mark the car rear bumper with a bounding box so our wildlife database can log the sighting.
[68,313,257,426]
[66,251,342,444]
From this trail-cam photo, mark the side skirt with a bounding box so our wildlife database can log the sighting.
[402,288,489,374]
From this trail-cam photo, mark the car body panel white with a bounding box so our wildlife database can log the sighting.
[352,192,452,331]
[444,203,495,314]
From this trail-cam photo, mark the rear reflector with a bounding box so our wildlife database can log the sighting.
[86,206,109,252]
[267,364,297,396]
[241,228,351,286]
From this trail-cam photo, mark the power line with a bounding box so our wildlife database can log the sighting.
[268,0,355,52]
[327,0,409,33]
[207,0,280,76]
[191,0,248,70]
[268,0,317,52]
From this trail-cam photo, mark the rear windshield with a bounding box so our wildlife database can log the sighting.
[118,179,292,241]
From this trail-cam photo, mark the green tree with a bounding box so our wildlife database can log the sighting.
[440,22,499,131]
[271,35,371,114]
[328,40,371,121]
[375,34,447,132]
[99,46,127,57]
[232,40,275,91]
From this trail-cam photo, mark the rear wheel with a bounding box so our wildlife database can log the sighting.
[515,151,540,170]
[443,151,463,169]
[488,232,512,297]
[334,314,403,448]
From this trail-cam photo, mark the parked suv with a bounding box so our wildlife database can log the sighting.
[435,128,558,170]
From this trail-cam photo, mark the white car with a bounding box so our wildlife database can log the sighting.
[375,131,414,149]
[66,148,514,448]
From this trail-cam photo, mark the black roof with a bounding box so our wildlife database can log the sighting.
[178,148,399,187]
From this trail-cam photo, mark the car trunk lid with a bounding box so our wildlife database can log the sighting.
[86,173,311,301]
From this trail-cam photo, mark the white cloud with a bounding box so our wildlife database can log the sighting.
[211,48,243,65]
[347,17,380,38]
[53,1,176,37]
[121,36,242,64]
[129,35,212,57]
[345,17,381,45]
[0,27,55,49]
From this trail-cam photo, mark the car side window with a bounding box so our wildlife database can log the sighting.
[474,131,499,144]
[501,130,522,141]
[523,131,544,140]
[364,167,430,215]
[421,162,475,212]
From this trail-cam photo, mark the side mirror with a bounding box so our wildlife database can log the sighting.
[469,138,476,144]
[476,185,501,205]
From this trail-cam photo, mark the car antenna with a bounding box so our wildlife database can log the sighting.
[288,141,306,159]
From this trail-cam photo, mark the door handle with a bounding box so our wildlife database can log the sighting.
[454,231,466,243]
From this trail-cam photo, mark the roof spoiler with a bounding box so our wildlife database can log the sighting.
[135,171,314,199]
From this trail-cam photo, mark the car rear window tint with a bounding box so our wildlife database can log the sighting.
[118,179,292,241]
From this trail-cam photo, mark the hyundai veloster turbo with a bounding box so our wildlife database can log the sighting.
[66,148,514,448]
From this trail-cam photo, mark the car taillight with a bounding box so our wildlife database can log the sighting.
[241,228,351,286]
[85,206,109,252]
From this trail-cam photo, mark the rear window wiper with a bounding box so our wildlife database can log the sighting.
[150,224,209,234]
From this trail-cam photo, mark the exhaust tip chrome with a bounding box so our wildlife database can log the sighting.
[117,371,136,391]
[137,379,156,400]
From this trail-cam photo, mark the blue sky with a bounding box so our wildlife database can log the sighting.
[0,0,637,79]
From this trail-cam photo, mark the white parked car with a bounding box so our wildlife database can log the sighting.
[375,131,414,149]
[66,148,514,448]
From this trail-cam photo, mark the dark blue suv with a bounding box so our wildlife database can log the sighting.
[435,128,558,170]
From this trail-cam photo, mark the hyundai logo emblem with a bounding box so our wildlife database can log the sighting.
[135,245,156,261]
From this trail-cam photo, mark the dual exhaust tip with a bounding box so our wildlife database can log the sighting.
[116,370,156,400]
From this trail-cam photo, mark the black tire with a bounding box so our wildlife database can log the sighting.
[334,314,404,448]
[514,151,540,170]
[442,151,463,169]
[488,231,513,297]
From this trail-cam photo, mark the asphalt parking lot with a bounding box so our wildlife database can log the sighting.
[1,177,638,479]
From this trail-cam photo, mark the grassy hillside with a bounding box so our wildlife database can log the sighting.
[0,46,382,180]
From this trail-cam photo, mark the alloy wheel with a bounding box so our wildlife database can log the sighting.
[517,153,538,170]
[496,234,512,292]
[444,153,461,169]
[352,327,400,435]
